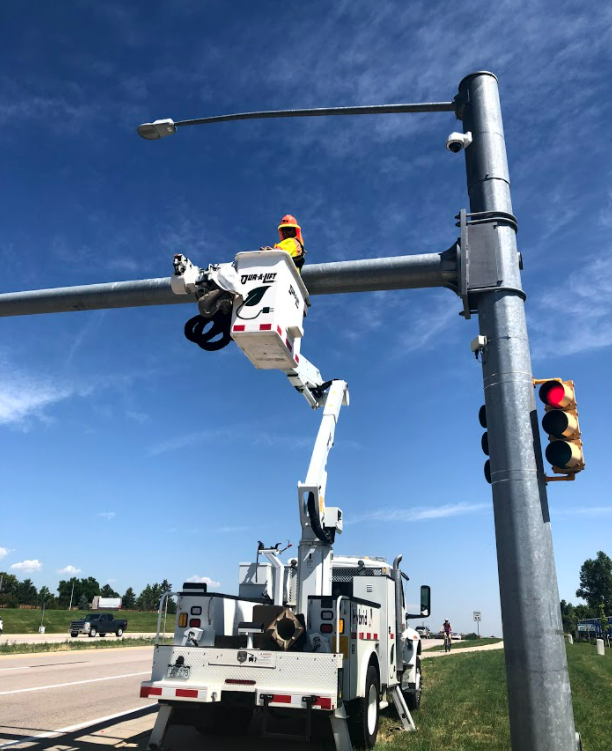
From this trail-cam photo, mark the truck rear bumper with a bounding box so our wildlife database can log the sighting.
[141,645,341,710]
[140,681,335,709]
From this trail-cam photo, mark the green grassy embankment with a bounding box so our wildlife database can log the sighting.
[427,637,502,652]
[0,608,160,634]
[0,636,174,655]
[377,642,610,751]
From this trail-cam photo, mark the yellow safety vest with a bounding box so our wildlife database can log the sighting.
[273,237,304,260]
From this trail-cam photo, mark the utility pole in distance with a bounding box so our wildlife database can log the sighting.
[458,72,577,751]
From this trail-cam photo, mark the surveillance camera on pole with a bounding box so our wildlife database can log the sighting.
[446,131,472,152]
[137,119,177,140]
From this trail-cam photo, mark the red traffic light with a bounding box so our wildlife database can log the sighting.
[536,378,584,478]
[539,380,574,409]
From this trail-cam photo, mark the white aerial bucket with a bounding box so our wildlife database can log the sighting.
[231,250,309,370]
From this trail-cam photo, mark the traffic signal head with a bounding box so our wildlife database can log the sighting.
[479,404,491,484]
[538,379,584,475]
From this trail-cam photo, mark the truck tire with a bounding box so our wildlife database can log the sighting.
[89,628,97,637]
[404,656,422,711]
[116,628,123,637]
[70,632,78,638]
[348,664,379,749]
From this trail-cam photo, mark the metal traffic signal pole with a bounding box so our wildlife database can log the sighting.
[0,72,579,751]
[458,72,578,751]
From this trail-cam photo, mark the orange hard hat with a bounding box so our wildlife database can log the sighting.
[278,214,303,246]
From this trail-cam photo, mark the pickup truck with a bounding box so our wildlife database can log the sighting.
[69,613,128,637]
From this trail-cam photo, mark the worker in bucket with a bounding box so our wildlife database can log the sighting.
[261,214,306,272]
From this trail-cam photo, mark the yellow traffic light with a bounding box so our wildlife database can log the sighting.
[537,379,585,479]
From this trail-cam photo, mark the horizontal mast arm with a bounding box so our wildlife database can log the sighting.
[0,249,457,318]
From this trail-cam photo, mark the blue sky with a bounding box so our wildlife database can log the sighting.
[1,1,611,635]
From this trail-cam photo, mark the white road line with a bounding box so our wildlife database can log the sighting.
[0,671,149,696]
[0,703,157,750]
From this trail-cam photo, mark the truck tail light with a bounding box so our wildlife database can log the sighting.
[189,618,201,628]
[339,619,345,634]
[321,624,333,634]
[178,613,187,628]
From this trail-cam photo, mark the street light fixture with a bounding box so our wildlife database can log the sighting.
[137,118,177,140]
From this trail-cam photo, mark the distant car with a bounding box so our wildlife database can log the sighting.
[69,613,128,637]
[0,617,3,636]
[451,632,462,641]
[415,626,431,639]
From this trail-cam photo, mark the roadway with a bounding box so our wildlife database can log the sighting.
[0,647,319,750]
[0,647,155,749]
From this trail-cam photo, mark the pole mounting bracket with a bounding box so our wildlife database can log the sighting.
[456,208,525,319]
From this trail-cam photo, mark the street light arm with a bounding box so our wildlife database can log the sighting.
[137,101,457,138]
[174,102,457,128]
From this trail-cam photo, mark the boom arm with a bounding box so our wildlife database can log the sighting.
[295,379,349,618]
[298,379,349,541]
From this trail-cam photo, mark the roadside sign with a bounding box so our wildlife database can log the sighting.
[473,611,481,621]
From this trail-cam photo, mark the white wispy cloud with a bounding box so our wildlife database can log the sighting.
[216,525,249,533]
[65,311,107,366]
[127,411,149,424]
[97,511,117,521]
[554,506,612,518]
[148,428,314,456]
[0,359,90,428]
[0,355,170,430]
[58,565,81,575]
[11,559,43,573]
[186,575,220,587]
[531,255,612,356]
[0,547,9,561]
[347,502,488,525]
[147,428,237,456]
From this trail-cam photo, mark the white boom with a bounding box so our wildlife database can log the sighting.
[296,379,349,617]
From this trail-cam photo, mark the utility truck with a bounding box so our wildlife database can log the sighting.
[140,250,431,750]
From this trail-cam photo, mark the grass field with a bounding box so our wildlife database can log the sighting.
[377,642,610,750]
[0,636,174,655]
[0,608,161,634]
[427,637,502,652]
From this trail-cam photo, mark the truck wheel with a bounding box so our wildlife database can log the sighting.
[405,657,422,711]
[89,628,97,637]
[70,632,78,638]
[348,664,379,749]
[116,628,123,637]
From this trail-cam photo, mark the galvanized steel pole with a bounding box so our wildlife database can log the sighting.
[458,72,578,751]
[0,250,456,318]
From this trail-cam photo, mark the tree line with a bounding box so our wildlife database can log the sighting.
[0,574,176,612]
[560,551,612,634]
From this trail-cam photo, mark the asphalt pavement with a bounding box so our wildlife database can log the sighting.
[0,647,155,749]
